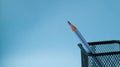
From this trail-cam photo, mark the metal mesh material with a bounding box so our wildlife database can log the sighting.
[79,40,120,67]
[88,41,120,67]
[89,43,120,53]
[88,53,120,67]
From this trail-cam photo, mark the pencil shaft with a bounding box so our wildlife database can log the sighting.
[68,21,103,67]
[75,29,93,53]
[75,29,103,67]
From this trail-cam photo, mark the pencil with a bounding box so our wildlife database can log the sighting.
[68,21,103,67]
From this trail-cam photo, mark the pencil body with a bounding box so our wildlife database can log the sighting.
[68,21,92,53]
[68,21,103,67]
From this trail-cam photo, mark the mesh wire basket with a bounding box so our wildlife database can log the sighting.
[78,40,120,67]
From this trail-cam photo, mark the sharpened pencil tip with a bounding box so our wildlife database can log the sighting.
[68,21,71,25]
[67,21,76,31]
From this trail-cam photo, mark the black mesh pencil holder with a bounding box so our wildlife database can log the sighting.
[78,40,120,67]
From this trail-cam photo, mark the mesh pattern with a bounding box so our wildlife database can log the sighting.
[87,42,120,67]
[88,54,120,67]
[89,43,120,53]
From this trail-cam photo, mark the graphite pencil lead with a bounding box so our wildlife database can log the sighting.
[68,21,76,31]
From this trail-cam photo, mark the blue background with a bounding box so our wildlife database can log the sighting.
[1,0,120,67]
